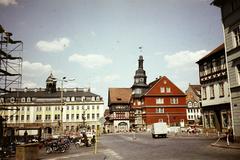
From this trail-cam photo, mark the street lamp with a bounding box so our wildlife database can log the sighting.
[58,77,75,135]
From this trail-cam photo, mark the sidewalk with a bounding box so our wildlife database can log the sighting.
[211,139,240,150]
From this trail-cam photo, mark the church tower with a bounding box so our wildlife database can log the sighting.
[46,73,57,93]
[131,55,148,98]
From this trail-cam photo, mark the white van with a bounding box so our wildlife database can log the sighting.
[151,122,168,138]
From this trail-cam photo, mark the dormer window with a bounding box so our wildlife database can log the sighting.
[66,97,70,102]
[96,96,100,101]
[71,97,75,101]
[0,98,4,103]
[10,97,15,103]
[21,98,25,103]
[92,97,95,101]
[82,96,85,101]
[117,98,122,101]
[27,97,31,102]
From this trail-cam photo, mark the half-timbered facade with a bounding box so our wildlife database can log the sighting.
[212,0,240,142]
[185,84,202,124]
[108,88,132,133]
[196,44,231,133]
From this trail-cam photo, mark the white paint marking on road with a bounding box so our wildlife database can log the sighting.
[101,148,123,160]
[42,151,92,160]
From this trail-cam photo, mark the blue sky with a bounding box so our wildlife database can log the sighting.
[0,0,223,105]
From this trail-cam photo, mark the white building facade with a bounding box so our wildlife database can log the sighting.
[0,74,104,137]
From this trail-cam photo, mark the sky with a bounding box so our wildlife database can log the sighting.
[0,0,223,106]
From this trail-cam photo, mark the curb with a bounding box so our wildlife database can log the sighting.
[211,143,240,150]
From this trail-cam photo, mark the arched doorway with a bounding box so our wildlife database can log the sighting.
[118,122,128,132]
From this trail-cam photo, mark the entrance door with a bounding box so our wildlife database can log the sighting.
[118,122,128,132]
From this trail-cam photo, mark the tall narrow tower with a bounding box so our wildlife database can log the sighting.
[46,73,57,93]
[131,55,148,98]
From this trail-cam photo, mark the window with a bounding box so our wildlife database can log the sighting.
[212,59,216,72]
[87,106,90,110]
[135,89,141,94]
[10,97,15,103]
[193,102,198,107]
[55,114,60,120]
[233,25,240,48]
[156,108,164,113]
[209,113,215,128]
[21,115,24,121]
[170,98,178,104]
[67,106,69,110]
[71,97,75,101]
[45,115,51,120]
[82,106,85,110]
[166,87,171,93]
[36,115,41,120]
[236,64,240,85]
[188,102,192,108]
[16,115,19,121]
[158,119,163,122]
[219,82,224,97]
[71,114,74,120]
[66,126,69,131]
[160,87,165,93]
[66,97,70,102]
[87,114,90,120]
[92,106,95,110]
[21,98,25,103]
[27,107,30,111]
[221,112,229,128]
[202,86,207,99]
[72,106,74,110]
[22,107,24,111]
[97,106,99,110]
[92,114,95,119]
[27,115,30,121]
[97,113,99,119]
[0,98,4,103]
[210,85,215,99]
[77,106,79,110]
[66,114,69,120]
[76,114,79,119]
[220,55,225,70]
[26,97,31,102]
[156,98,164,104]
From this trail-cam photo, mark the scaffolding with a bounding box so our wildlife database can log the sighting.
[0,24,23,95]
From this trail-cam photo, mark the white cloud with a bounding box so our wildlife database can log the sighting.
[164,50,208,70]
[22,81,38,88]
[103,74,120,83]
[91,31,96,37]
[36,37,70,52]
[68,54,112,68]
[23,61,53,77]
[0,0,17,6]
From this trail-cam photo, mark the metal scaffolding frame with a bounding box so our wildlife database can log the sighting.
[0,24,23,95]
